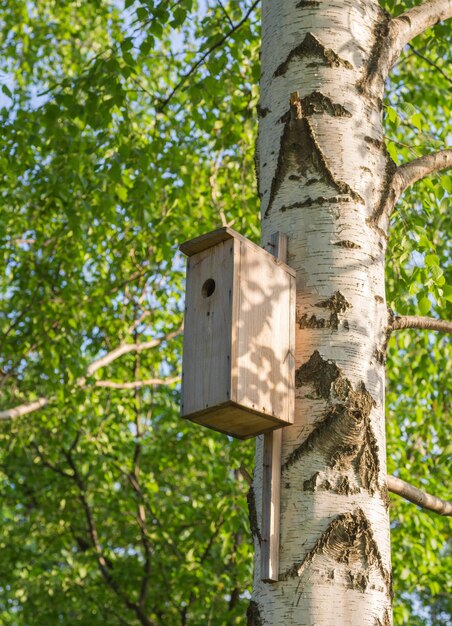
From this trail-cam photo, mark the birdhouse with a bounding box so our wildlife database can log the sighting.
[180,227,296,439]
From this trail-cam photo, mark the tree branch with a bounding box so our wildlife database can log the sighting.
[86,326,182,375]
[157,0,259,112]
[0,326,182,421]
[94,377,180,390]
[63,447,157,626]
[408,43,452,84]
[390,315,452,334]
[388,475,452,516]
[130,356,153,613]
[387,149,452,216]
[389,0,452,64]
[0,397,48,420]
[367,0,452,92]
[217,0,234,28]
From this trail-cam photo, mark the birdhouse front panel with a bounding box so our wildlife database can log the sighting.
[181,238,237,418]
[180,227,295,439]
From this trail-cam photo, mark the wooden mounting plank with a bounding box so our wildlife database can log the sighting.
[260,232,287,583]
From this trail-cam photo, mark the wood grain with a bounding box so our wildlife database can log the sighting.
[181,227,295,438]
[260,232,288,583]
[181,239,235,417]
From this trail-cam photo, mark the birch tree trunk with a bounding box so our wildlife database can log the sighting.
[251,1,394,624]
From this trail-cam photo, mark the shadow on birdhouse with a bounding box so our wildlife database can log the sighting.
[180,227,296,439]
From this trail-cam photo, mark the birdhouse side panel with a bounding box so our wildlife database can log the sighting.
[181,240,237,418]
[234,241,295,425]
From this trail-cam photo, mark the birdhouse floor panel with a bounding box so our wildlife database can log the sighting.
[183,401,286,440]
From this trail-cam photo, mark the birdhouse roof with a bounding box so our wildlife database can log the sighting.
[179,227,296,277]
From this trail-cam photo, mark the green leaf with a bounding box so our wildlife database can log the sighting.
[115,184,128,202]
[418,296,432,315]
[411,112,422,130]
[443,285,452,302]
[386,141,398,162]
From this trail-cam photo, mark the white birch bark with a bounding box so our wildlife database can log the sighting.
[250,1,394,624]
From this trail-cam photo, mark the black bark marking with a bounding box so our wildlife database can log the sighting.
[376,609,392,626]
[296,0,320,7]
[303,472,357,495]
[265,111,363,217]
[279,91,352,121]
[317,291,350,314]
[347,570,369,592]
[274,33,353,77]
[302,91,352,117]
[280,196,352,212]
[336,475,359,496]
[381,483,391,511]
[247,486,262,545]
[374,348,386,365]
[278,110,291,125]
[367,156,398,229]
[298,314,327,329]
[294,350,341,399]
[254,133,260,192]
[280,509,389,592]
[303,472,319,491]
[330,444,361,470]
[357,10,391,93]
[298,291,351,331]
[316,290,351,330]
[304,472,323,492]
[247,601,263,626]
[287,353,381,495]
[334,240,361,249]
[358,410,380,494]
[373,308,395,365]
[257,104,270,118]
[364,135,385,151]
[374,295,384,303]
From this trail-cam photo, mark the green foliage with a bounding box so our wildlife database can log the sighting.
[0,0,450,624]
[383,0,451,622]
[0,1,259,623]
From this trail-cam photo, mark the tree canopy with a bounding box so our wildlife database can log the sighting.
[0,1,450,624]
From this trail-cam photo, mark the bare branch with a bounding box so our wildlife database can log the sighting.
[158,0,259,112]
[94,377,179,390]
[388,475,452,516]
[408,43,452,84]
[389,0,452,64]
[0,326,182,421]
[367,0,452,92]
[209,155,229,227]
[0,397,48,421]
[396,149,452,197]
[87,326,183,376]
[385,149,452,216]
[217,0,234,28]
[391,315,452,334]
[62,447,157,626]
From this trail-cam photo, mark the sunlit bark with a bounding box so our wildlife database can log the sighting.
[251,1,394,624]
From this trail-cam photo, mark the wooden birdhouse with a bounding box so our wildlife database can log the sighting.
[180,227,296,439]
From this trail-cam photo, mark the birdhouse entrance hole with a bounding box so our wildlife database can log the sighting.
[201,278,216,298]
